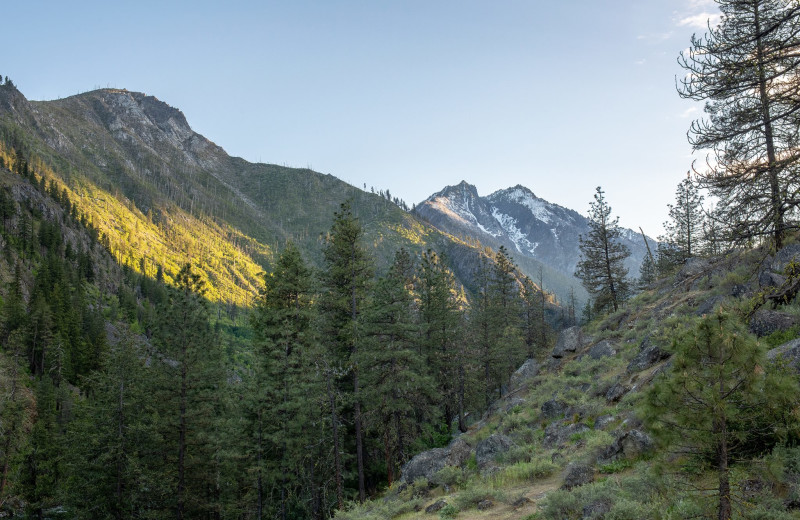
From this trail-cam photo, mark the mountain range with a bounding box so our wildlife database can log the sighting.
[0,82,650,307]
[414,180,655,301]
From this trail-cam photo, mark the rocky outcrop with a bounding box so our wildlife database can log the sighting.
[475,434,514,468]
[541,398,569,419]
[561,463,594,490]
[749,309,797,337]
[586,340,616,360]
[627,337,670,373]
[598,430,654,463]
[400,437,472,483]
[543,422,590,449]
[509,359,540,390]
[553,326,586,358]
[767,338,800,374]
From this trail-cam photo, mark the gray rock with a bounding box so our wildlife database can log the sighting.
[583,499,612,519]
[749,309,797,337]
[759,270,786,289]
[695,294,726,316]
[475,434,514,468]
[477,499,493,510]
[730,284,750,298]
[541,399,569,419]
[543,422,589,449]
[771,244,800,271]
[509,359,540,389]
[676,257,712,284]
[553,326,584,358]
[594,414,616,430]
[425,499,447,514]
[561,463,594,490]
[767,338,800,374]
[605,382,630,403]
[400,437,472,483]
[627,344,670,373]
[587,340,616,360]
[598,429,654,462]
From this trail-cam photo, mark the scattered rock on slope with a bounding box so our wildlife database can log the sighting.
[767,338,800,374]
[553,326,586,358]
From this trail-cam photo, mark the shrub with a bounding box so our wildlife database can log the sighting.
[431,466,463,488]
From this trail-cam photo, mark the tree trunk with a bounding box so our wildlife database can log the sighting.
[754,2,783,249]
[326,371,344,510]
[178,359,187,519]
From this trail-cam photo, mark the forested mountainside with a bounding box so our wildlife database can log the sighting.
[414,181,656,304]
[0,82,523,305]
[0,80,563,518]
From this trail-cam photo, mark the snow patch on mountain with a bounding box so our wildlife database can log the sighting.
[428,196,476,228]
[492,208,538,254]
[502,187,553,224]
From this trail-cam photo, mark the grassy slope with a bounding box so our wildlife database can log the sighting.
[336,246,800,519]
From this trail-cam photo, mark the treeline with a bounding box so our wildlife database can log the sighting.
[0,141,555,519]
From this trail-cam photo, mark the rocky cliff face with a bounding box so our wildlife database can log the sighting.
[414,181,654,282]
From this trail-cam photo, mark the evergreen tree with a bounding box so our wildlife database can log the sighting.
[678,0,800,249]
[417,250,464,431]
[62,330,161,520]
[361,249,433,485]
[491,247,525,387]
[152,263,226,519]
[575,187,630,313]
[319,201,373,503]
[642,311,800,520]
[250,242,326,519]
[661,177,705,263]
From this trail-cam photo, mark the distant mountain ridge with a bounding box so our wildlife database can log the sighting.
[0,84,522,303]
[414,181,655,298]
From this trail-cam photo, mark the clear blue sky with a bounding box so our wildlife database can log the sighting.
[3,0,720,237]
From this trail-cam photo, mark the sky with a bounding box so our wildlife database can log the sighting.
[2,0,721,237]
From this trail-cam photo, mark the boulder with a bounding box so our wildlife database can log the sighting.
[770,243,800,271]
[543,422,589,449]
[594,414,616,430]
[759,270,786,289]
[749,309,797,337]
[695,295,726,316]
[475,434,514,468]
[553,326,585,358]
[541,398,569,419]
[767,338,800,374]
[425,499,447,514]
[509,359,540,390]
[400,437,472,483]
[598,429,654,463]
[587,340,616,360]
[561,463,594,490]
[676,257,713,286]
[583,499,612,519]
[605,382,630,403]
[477,499,493,510]
[627,339,670,373]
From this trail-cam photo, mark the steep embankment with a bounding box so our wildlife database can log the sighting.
[337,245,800,519]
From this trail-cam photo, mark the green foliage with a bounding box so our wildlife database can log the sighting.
[575,187,631,314]
[431,466,464,488]
[438,503,458,519]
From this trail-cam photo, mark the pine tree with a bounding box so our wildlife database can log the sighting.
[361,249,433,484]
[642,311,800,520]
[661,177,705,263]
[319,201,373,503]
[152,263,226,519]
[575,187,630,313]
[62,329,161,519]
[417,250,463,431]
[491,247,525,387]
[250,242,325,519]
[678,0,800,249]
